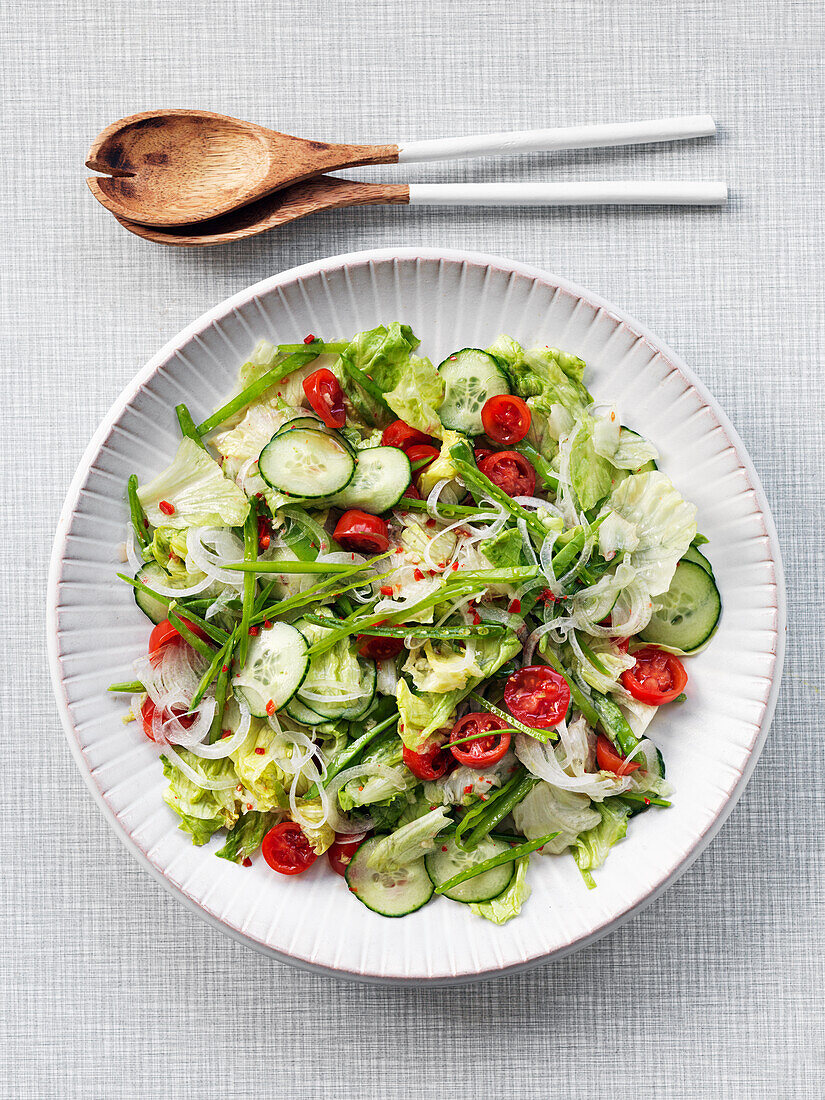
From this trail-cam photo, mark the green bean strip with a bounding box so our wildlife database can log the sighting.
[223,560,355,574]
[589,690,640,757]
[299,615,505,640]
[456,769,541,851]
[433,831,560,894]
[538,650,601,729]
[550,514,608,579]
[336,353,394,419]
[127,474,151,549]
[395,498,487,518]
[238,511,258,667]
[575,632,611,677]
[190,632,236,711]
[115,574,229,644]
[302,714,399,800]
[207,661,230,744]
[445,566,538,586]
[449,442,548,542]
[616,792,672,809]
[196,349,318,435]
[250,552,393,624]
[514,442,559,492]
[107,680,145,693]
[467,691,557,744]
[444,727,522,748]
[175,403,207,450]
[276,340,347,355]
[166,605,216,660]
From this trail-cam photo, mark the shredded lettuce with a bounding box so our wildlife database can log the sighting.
[567,417,616,511]
[137,438,250,530]
[160,751,239,844]
[402,639,483,694]
[366,806,452,871]
[337,734,417,812]
[215,810,279,863]
[470,855,531,924]
[480,527,525,569]
[572,798,632,888]
[229,718,293,811]
[512,782,601,854]
[416,429,465,499]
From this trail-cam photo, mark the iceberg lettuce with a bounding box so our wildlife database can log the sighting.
[160,751,240,844]
[215,810,279,863]
[137,438,250,530]
[229,718,297,811]
[567,417,616,511]
[512,782,601,855]
[469,855,531,924]
[337,733,417,812]
[366,806,452,871]
[572,798,632,888]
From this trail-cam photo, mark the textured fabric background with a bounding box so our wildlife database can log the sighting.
[1,1,823,1097]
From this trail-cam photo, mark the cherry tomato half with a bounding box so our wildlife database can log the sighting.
[302,368,345,429]
[402,483,421,500]
[357,634,405,660]
[262,821,318,875]
[405,444,440,473]
[596,733,641,776]
[381,419,434,451]
[148,617,208,654]
[474,446,494,464]
[140,697,196,742]
[504,665,571,730]
[449,712,511,769]
[621,646,688,705]
[403,742,450,781]
[481,394,532,445]
[478,451,536,497]
[333,510,390,553]
[327,837,361,877]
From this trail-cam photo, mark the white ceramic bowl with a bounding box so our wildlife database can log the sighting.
[47,248,784,984]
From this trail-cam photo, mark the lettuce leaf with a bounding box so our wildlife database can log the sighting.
[402,639,483,694]
[512,782,601,855]
[160,751,239,844]
[229,717,296,811]
[366,806,452,871]
[469,855,531,924]
[426,749,519,807]
[137,438,250,530]
[417,429,466,499]
[600,471,698,597]
[572,798,632,888]
[568,417,616,511]
[215,810,278,863]
[337,734,417,812]
[479,526,525,569]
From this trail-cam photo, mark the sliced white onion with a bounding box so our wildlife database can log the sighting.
[513,495,562,516]
[376,658,399,695]
[161,743,239,790]
[515,732,630,801]
[298,687,370,704]
[324,763,408,833]
[517,517,538,569]
[185,704,252,759]
[425,478,454,521]
[124,529,215,599]
[186,526,246,588]
[523,620,559,664]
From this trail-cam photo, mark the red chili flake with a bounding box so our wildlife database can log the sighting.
[221,729,232,738]
[255,746,266,755]
[158,500,175,516]
[249,626,259,636]
[247,803,253,811]
[395,547,404,554]
[380,585,393,596]
[451,561,459,572]
[221,664,228,673]
[265,699,275,716]
[425,518,437,528]
[263,620,273,630]
[310,542,316,549]
[349,887,358,893]
[255,492,265,500]
[479,795,487,802]
[463,785,473,794]
[449,355,457,361]
[143,518,149,528]
[303,333,316,344]
[471,612,481,625]
[413,568,424,581]
[509,599,522,613]
[441,845,448,852]
[242,857,252,867]
[259,535,271,550]
[538,588,557,604]
[644,797,651,806]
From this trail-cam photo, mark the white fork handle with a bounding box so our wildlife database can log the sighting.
[407,181,727,206]
[398,115,716,163]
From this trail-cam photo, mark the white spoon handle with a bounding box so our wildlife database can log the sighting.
[407,181,727,206]
[398,115,716,164]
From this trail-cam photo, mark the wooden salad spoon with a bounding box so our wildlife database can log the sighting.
[87,109,719,228]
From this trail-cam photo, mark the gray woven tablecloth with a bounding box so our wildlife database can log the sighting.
[2,1,823,1096]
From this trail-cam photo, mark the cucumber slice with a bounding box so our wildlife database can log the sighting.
[295,616,377,720]
[259,428,355,499]
[639,560,721,653]
[346,837,434,917]
[680,544,714,576]
[425,835,514,903]
[232,622,309,717]
[437,348,511,436]
[276,416,357,455]
[326,447,411,513]
[133,563,172,624]
[282,695,327,725]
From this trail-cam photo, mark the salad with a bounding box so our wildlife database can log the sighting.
[113,323,721,923]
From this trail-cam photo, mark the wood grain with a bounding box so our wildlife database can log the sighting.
[86,109,400,227]
[111,176,411,246]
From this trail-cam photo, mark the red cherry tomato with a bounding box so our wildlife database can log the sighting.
[381,419,434,451]
[333,510,389,553]
[474,446,494,464]
[621,646,688,705]
[327,837,361,877]
[405,444,440,473]
[140,697,196,742]
[403,742,450,781]
[478,451,536,497]
[596,733,641,776]
[504,665,571,729]
[449,712,511,769]
[357,634,405,660]
[481,394,532,444]
[148,617,208,654]
[402,483,421,500]
[262,821,318,875]
[302,368,345,429]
